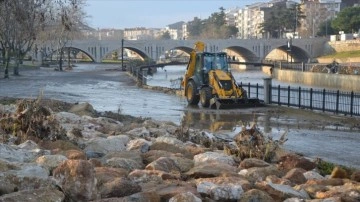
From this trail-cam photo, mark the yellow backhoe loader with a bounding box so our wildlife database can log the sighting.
[181,41,260,109]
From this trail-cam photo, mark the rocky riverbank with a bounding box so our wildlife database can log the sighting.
[0,98,360,202]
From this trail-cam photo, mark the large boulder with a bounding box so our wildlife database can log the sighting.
[36,154,68,172]
[278,154,316,171]
[239,158,270,169]
[129,169,179,182]
[68,102,97,117]
[98,177,141,198]
[239,189,274,202]
[194,151,236,166]
[0,187,65,202]
[95,167,129,187]
[127,138,152,153]
[255,181,310,201]
[84,135,129,154]
[240,165,284,183]
[169,192,201,202]
[0,143,50,163]
[53,160,98,202]
[196,180,244,201]
[150,142,193,159]
[186,162,238,179]
[0,163,53,195]
[141,150,182,165]
[145,156,193,174]
[282,168,307,185]
[105,157,143,171]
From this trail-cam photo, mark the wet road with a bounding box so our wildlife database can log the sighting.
[0,64,359,169]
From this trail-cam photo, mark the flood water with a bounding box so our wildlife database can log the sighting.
[0,63,359,169]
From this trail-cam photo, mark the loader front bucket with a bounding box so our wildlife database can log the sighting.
[209,98,262,109]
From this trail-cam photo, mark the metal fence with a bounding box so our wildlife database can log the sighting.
[241,82,360,117]
[278,62,315,72]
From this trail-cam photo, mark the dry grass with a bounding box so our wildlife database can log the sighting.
[0,96,67,144]
[225,123,288,162]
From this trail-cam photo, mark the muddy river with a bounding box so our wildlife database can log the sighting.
[0,64,359,169]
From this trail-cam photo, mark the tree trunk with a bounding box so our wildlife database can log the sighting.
[2,49,5,65]
[59,49,63,71]
[67,48,71,68]
[4,49,9,78]
[13,51,20,76]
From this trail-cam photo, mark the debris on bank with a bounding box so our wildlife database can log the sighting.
[0,98,359,202]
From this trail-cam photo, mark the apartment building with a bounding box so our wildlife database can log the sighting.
[123,27,161,40]
[162,21,184,40]
[96,29,124,40]
[229,0,290,39]
[299,0,341,38]
[182,23,189,40]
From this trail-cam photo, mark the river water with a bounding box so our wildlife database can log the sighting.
[1,63,359,169]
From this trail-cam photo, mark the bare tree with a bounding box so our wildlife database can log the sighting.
[0,0,14,78]
[36,0,87,71]
[0,0,87,78]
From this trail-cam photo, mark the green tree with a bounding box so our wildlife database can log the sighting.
[158,31,171,40]
[187,7,238,39]
[187,17,204,39]
[260,3,304,38]
[332,7,360,33]
[317,19,338,36]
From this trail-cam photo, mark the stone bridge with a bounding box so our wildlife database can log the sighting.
[42,38,328,63]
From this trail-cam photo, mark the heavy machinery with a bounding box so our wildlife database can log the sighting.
[181,41,260,109]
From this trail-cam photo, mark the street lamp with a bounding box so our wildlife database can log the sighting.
[287,38,292,63]
[293,3,298,39]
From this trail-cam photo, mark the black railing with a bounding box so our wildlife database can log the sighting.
[241,83,360,116]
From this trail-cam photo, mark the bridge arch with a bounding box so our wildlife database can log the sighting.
[67,47,95,62]
[171,46,193,55]
[44,46,96,62]
[224,46,259,62]
[266,44,310,62]
[124,46,150,60]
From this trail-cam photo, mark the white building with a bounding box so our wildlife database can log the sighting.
[300,0,342,38]
[124,27,160,40]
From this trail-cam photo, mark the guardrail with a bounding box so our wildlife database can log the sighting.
[240,82,360,117]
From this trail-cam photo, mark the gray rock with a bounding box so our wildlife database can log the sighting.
[86,151,105,159]
[0,143,50,163]
[127,138,151,153]
[169,191,201,202]
[53,160,98,202]
[0,187,65,202]
[98,177,141,198]
[194,151,236,166]
[84,135,129,154]
[197,181,244,201]
[105,157,143,171]
[36,154,68,172]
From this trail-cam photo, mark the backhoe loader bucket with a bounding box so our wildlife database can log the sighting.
[210,98,261,109]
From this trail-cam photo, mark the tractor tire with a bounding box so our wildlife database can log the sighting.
[186,80,200,105]
[200,86,212,108]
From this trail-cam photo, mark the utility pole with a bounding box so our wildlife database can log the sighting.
[294,3,298,38]
[121,39,125,71]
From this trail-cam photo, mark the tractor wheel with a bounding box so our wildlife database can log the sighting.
[186,80,199,105]
[200,86,212,108]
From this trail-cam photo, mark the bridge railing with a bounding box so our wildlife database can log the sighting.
[128,65,148,86]
[170,77,183,90]
[276,62,315,72]
[240,82,360,117]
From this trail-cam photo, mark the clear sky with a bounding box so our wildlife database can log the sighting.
[85,0,270,29]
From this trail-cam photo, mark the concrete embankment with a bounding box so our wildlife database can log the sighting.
[262,66,360,92]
